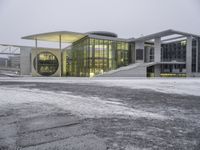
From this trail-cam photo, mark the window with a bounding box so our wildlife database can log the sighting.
[136,49,143,60]
[34,52,59,76]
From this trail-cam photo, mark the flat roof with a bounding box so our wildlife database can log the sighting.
[129,29,200,42]
[22,29,200,44]
[88,34,127,42]
[22,31,87,43]
[22,30,128,43]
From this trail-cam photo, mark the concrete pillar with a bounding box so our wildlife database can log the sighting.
[59,35,62,76]
[154,65,160,77]
[130,43,135,63]
[135,41,144,63]
[196,38,199,73]
[146,47,150,62]
[186,36,192,76]
[154,37,161,62]
[20,47,32,75]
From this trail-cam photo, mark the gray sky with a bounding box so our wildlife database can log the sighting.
[0,0,200,47]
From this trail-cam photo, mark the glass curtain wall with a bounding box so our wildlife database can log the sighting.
[65,37,129,77]
[161,40,186,62]
[160,40,187,76]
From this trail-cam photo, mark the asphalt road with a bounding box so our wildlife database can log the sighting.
[0,81,200,150]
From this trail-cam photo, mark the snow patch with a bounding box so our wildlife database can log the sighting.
[0,87,167,120]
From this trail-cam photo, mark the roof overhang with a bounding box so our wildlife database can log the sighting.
[88,34,127,42]
[129,29,200,42]
[22,31,87,43]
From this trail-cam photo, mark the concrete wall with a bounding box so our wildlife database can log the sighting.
[31,48,61,77]
[154,65,160,77]
[20,46,32,75]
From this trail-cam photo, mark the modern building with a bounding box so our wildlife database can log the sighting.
[3,29,200,77]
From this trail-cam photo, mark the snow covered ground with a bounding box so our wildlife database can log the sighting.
[0,87,167,120]
[1,77,200,96]
[0,77,200,150]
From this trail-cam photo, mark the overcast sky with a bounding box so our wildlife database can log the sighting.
[0,0,200,46]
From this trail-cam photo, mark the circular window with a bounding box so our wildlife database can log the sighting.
[33,52,59,76]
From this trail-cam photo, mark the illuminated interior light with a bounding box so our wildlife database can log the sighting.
[100,69,104,74]
[90,72,95,77]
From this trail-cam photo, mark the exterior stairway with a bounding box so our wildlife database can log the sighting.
[97,62,158,77]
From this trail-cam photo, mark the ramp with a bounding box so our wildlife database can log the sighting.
[97,62,158,77]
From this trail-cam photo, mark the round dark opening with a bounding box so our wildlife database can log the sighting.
[33,52,59,76]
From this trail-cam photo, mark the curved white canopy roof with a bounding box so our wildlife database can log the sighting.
[22,31,87,43]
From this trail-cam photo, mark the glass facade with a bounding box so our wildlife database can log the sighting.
[64,37,129,77]
[161,40,186,62]
[159,40,187,75]
[33,52,59,76]
[144,43,154,62]
[160,64,186,73]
